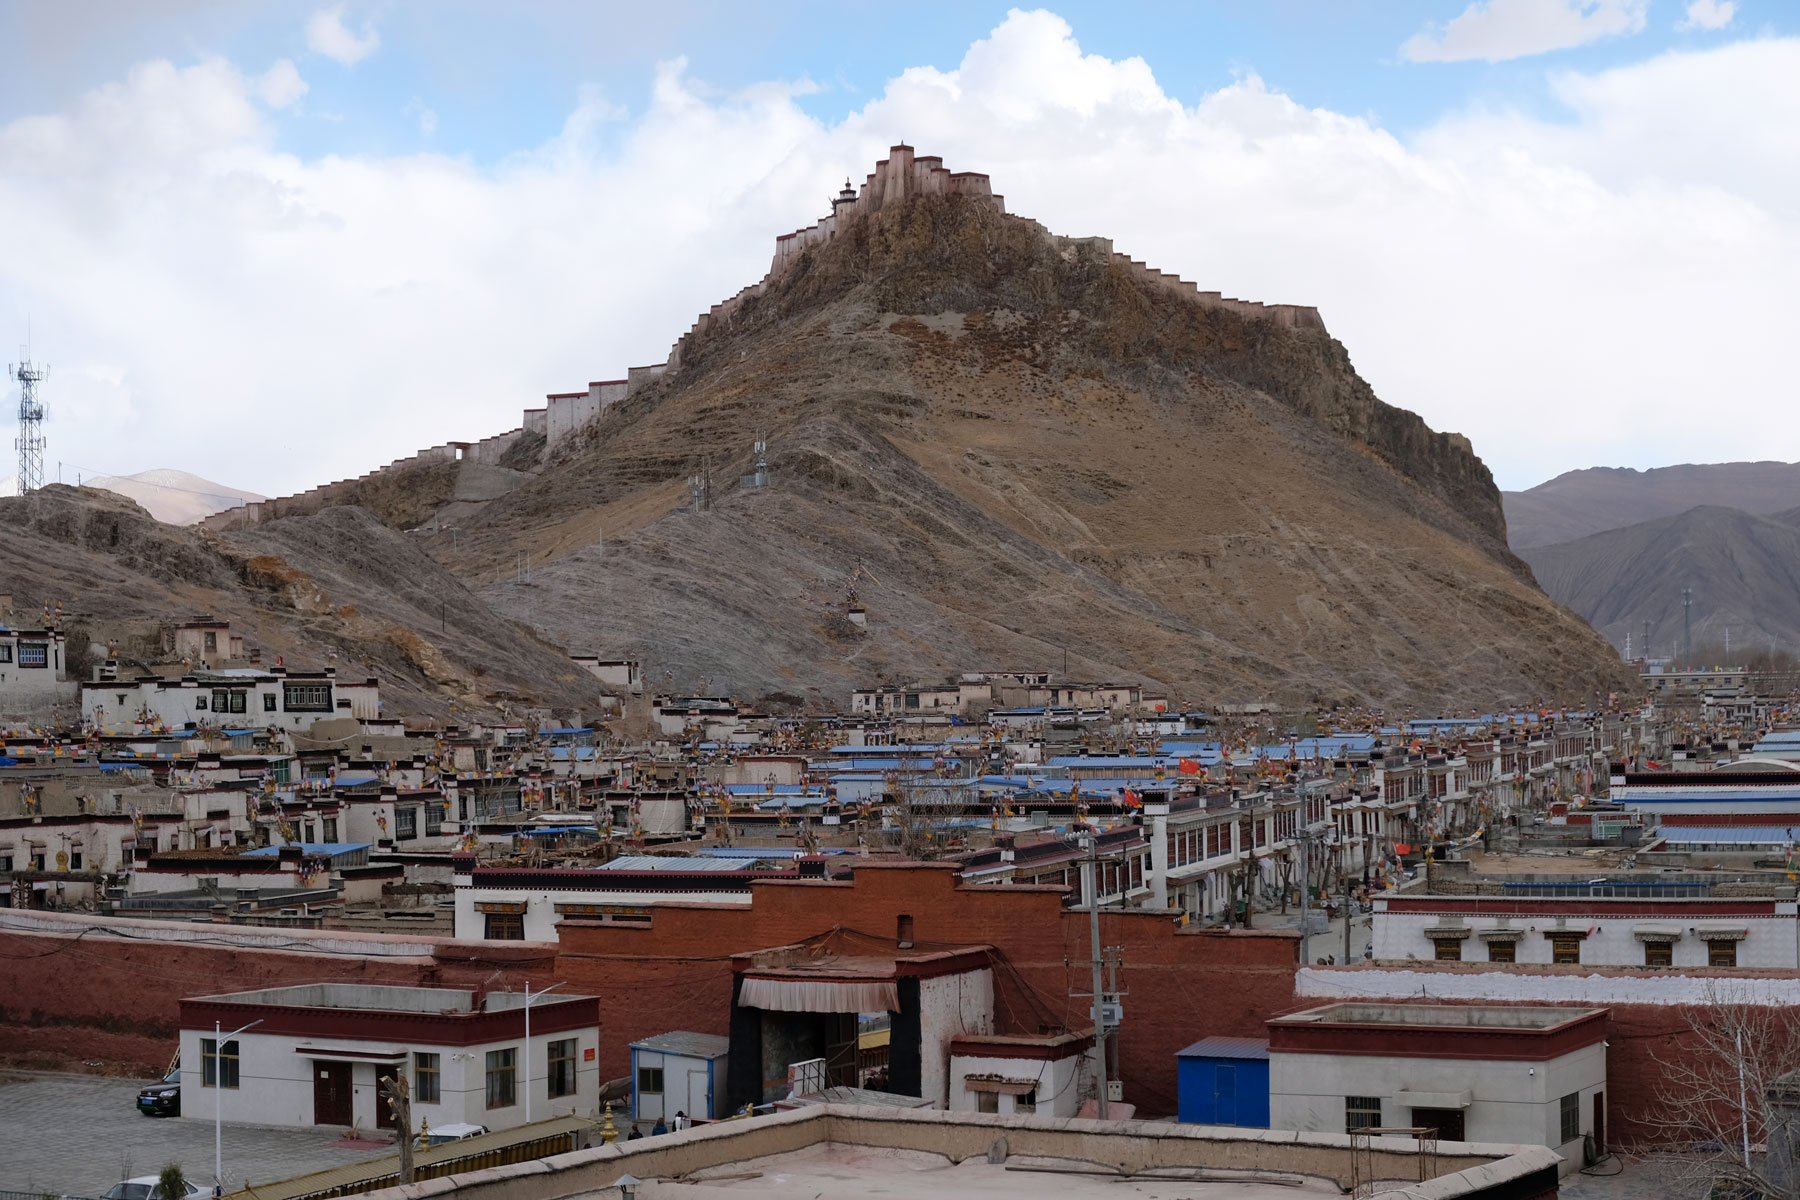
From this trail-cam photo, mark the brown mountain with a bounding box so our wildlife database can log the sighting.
[1519,504,1800,660]
[7,149,1633,715]
[418,150,1627,710]
[1503,462,1800,550]
[0,484,607,719]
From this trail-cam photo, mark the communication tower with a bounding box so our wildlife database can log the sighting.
[10,346,48,495]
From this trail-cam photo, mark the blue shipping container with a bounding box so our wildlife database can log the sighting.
[1176,1036,1270,1127]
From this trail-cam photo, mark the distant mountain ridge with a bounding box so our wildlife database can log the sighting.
[1518,504,1800,659]
[1503,461,1800,549]
[83,468,264,525]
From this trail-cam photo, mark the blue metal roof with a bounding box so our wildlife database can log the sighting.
[1178,1036,1270,1060]
[242,842,371,856]
[1657,826,1799,844]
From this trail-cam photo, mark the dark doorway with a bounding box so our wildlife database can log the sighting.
[1411,1106,1465,1142]
[313,1061,352,1126]
[1593,1090,1605,1154]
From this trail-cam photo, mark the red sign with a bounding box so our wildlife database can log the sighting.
[584,1047,596,1062]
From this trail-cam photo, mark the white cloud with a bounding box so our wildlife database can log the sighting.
[1677,0,1737,31]
[1401,0,1649,62]
[0,10,1794,498]
[403,97,437,136]
[305,6,380,67]
[257,59,308,110]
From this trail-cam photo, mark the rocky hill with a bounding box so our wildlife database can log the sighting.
[407,149,1629,711]
[1519,504,1800,659]
[1503,462,1800,550]
[0,484,606,719]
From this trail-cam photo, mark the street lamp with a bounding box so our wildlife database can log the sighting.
[521,981,564,1124]
[214,1018,262,1195]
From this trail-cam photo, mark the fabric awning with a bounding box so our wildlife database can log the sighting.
[1476,928,1523,942]
[296,1046,407,1063]
[1632,924,1684,942]
[1696,925,1750,941]
[1424,924,1471,941]
[738,976,897,1013]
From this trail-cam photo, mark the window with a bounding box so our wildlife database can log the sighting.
[1559,1092,1580,1144]
[17,643,47,668]
[201,1038,240,1089]
[283,684,333,712]
[1016,1089,1036,1114]
[1346,1095,1382,1132]
[322,818,338,842]
[415,1052,440,1103]
[1432,939,1462,962]
[548,1038,577,1098]
[485,1048,516,1109]
[1551,935,1582,964]
[1709,939,1738,968]
[485,912,525,940]
[212,690,247,714]
[263,693,277,712]
[1644,941,1674,968]
[638,1066,664,1095]
[0,644,11,663]
[0,854,10,872]
[975,1090,999,1113]
[195,695,209,711]
[395,807,417,840]
[1487,940,1516,963]
[203,631,217,653]
[425,804,445,836]
[896,914,914,948]
[69,850,82,870]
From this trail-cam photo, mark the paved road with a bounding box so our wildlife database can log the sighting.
[0,1073,391,1196]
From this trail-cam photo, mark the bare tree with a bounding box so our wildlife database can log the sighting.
[885,772,966,860]
[379,1072,416,1183]
[1646,984,1800,1199]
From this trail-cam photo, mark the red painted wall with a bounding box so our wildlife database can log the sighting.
[554,863,1299,1115]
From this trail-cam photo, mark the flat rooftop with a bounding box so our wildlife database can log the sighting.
[666,1142,1342,1198]
[189,983,594,1014]
[1271,1002,1606,1031]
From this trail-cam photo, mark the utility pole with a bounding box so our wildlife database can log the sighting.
[1078,835,1110,1119]
[1343,870,1353,963]
[1682,588,1694,660]
[1296,825,1311,965]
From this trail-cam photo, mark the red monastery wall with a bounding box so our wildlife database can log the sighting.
[0,912,555,1073]
[554,862,1298,1116]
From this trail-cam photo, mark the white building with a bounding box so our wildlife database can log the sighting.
[81,668,380,734]
[0,624,77,719]
[177,983,601,1134]
[1268,1002,1607,1173]
[1373,865,1794,969]
[947,1030,1093,1118]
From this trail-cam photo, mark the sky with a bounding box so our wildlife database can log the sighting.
[0,0,1794,497]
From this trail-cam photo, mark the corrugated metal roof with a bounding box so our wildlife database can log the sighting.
[629,1030,731,1057]
[1657,826,1798,844]
[1177,1035,1270,1060]
[223,1115,593,1200]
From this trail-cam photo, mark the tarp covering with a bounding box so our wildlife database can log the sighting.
[739,976,898,1013]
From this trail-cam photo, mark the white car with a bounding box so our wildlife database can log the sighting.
[103,1178,206,1200]
[422,1122,489,1146]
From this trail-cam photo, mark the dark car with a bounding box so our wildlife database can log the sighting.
[136,1063,181,1117]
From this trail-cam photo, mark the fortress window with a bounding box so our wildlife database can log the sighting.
[284,684,333,712]
[17,643,47,668]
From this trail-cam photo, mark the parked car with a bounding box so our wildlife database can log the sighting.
[136,1061,181,1117]
[422,1122,489,1146]
[103,1177,205,1200]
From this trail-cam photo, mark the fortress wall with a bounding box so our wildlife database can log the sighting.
[207,147,1324,533]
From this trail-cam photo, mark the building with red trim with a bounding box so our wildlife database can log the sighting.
[177,983,600,1134]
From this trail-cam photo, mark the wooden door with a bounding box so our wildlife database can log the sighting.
[313,1060,352,1126]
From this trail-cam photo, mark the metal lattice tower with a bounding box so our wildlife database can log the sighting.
[10,348,48,495]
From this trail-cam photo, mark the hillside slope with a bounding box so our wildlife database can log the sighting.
[1520,504,1800,659]
[1504,462,1800,549]
[425,159,1629,710]
[0,485,604,719]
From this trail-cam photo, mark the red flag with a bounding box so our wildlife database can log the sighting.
[1178,758,1201,775]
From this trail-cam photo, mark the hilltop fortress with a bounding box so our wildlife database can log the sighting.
[202,146,1325,532]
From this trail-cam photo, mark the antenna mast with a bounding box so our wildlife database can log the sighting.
[11,345,48,495]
